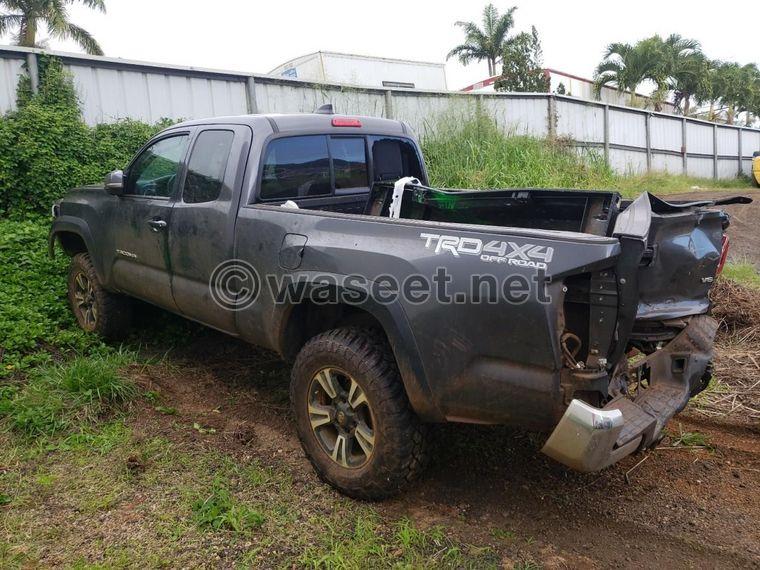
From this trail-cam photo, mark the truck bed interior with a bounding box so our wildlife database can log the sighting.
[365,183,623,236]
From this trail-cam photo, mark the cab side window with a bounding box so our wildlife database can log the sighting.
[126,135,189,197]
[182,130,235,204]
[260,136,331,200]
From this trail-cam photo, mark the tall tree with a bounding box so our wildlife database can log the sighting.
[593,40,661,105]
[447,4,517,77]
[0,0,106,55]
[651,34,708,115]
[494,26,550,93]
[705,62,760,124]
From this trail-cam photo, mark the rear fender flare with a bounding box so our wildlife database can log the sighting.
[271,281,443,422]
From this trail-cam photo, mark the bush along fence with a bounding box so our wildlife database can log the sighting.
[2,45,759,180]
[0,55,172,216]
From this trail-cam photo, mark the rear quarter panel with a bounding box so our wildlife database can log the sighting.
[234,206,621,428]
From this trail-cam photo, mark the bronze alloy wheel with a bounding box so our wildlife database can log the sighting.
[307,367,376,469]
[72,271,98,330]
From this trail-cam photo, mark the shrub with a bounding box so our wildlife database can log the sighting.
[0,56,172,217]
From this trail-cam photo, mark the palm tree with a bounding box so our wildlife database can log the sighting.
[0,0,106,55]
[447,4,517,77]
[704,62,760,125]
[655,34,708,116]
[593,41,660,105]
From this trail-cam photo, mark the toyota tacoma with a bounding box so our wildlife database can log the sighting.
[50,112,748,499]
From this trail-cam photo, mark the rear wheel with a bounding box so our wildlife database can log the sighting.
[290,327,428,500]
[67,253,132,339]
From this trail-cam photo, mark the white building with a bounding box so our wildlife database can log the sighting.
[269,51,447,91]
[461,68,676,114]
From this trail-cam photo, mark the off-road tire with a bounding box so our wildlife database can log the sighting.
[67,253,132,339]
[290,327,429,500]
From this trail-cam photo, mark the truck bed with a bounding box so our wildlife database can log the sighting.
[366,182,621,236]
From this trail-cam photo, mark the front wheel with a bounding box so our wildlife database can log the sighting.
[67,253,132,339]
[290,327,429,500]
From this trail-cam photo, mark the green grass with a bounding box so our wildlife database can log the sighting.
[0,352,135,439]
[192,478,266,534]
[668,424,713,449]
[0,217,109,377]
[421,115,751,198]
[721,261,760,289]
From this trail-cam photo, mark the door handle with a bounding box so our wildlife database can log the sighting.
[148,218,167,232]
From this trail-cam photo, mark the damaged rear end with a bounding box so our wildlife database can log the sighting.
[543,192,748,471]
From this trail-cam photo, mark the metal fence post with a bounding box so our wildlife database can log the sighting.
[245,76,258,114]
[712,123,718,180]
[26,52,40,94]
[603,104,610,166]
[547,95,557,139]
[681,118,688,175]
[645,113,652,173]
[737,127,743,177]
[384,90,394,119]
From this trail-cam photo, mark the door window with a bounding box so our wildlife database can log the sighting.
[126,135,189,197]
[182,130,235,204]
[260,135,331,200]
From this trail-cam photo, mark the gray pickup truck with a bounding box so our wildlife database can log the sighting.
[50,111,746,499]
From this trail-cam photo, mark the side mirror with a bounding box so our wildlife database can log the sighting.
[105,170,124,196]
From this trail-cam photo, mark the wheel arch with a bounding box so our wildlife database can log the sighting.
[49,217,108,282]
[275,294,443,422]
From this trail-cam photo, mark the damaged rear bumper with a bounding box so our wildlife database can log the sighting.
[542,315,718,472]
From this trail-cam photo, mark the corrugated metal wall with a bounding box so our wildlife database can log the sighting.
[1,46,759,180]
[0,55,24,112]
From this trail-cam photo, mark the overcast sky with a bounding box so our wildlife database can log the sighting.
[3,0,758,91]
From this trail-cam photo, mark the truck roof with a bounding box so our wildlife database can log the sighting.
[171,113,410,136]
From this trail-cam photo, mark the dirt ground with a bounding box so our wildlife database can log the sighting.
[124,335,759,568]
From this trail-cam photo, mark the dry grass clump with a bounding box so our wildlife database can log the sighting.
[709,278,760,342]
[694,279,760,421]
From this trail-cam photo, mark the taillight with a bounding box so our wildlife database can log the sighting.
[716,234,729,276]
[331,117,362,127]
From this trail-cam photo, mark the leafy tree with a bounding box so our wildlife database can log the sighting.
[447,4,517,77]
[555,82,566,95]
[593,40,661,105]
[0,0,106,55]
[494,26,549,93]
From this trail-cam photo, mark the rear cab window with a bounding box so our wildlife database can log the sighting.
[257,134,423,202]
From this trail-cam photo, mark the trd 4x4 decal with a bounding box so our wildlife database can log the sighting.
[420,233,554,269]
